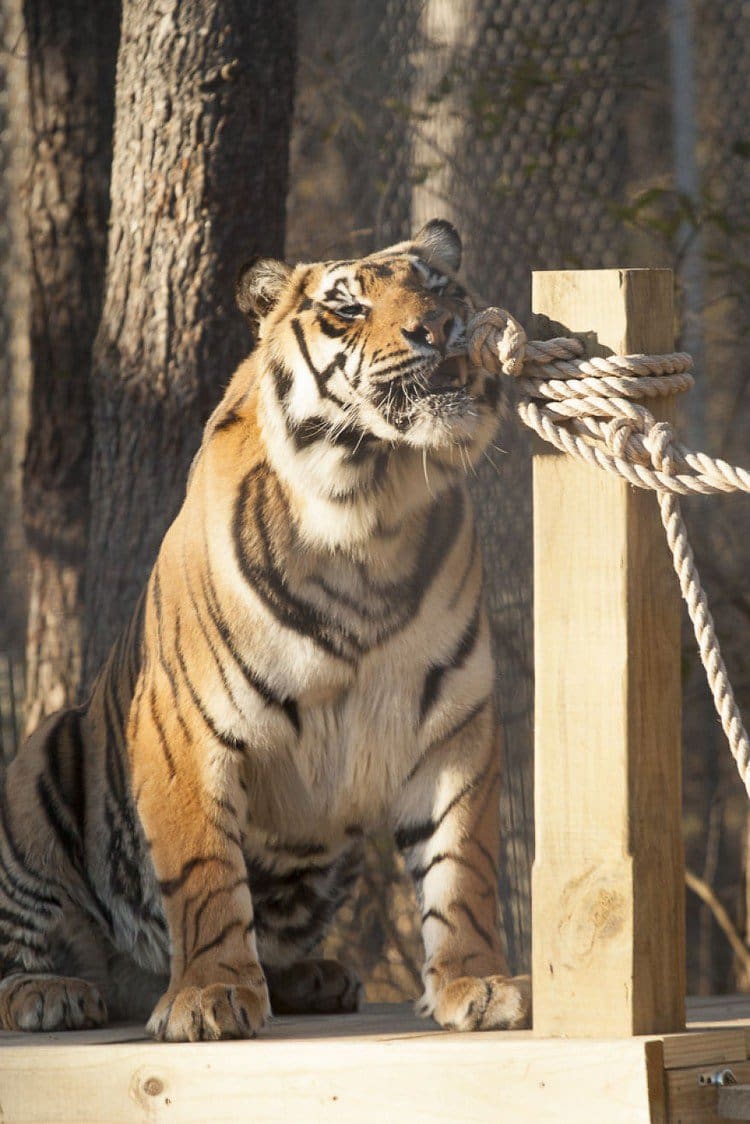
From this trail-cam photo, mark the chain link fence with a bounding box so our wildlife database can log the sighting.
[2,0,750,997]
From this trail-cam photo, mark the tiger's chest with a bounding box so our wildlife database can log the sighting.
[211,478,486,838]
[238,579,491,843]
[240,641,429,836]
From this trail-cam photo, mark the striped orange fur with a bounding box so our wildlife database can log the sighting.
[0,220,530,1040]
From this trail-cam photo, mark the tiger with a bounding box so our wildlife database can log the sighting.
[0,218,530,1041]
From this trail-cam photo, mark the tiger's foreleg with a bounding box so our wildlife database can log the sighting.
[395,701,531,1031]
[132,728,269,1042]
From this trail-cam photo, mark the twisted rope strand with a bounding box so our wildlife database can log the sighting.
[517,371,695,400]
[659,492,750,789]
[468,307,750,796]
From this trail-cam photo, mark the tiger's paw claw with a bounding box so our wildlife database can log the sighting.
[147,978,270,1042]
[418,973,531,1031]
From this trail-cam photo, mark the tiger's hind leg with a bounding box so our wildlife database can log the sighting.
[0,818,109,1033]
[394,701,531,1032]
[1,909,165,1030]
[265,959,362,1016]
[0,820,109,1033]
[0,721,109,1033]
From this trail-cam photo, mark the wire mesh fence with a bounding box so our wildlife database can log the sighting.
[0,649,24,765]
[1,0,750,998]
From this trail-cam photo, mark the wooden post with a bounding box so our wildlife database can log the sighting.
[531,269,685,1037]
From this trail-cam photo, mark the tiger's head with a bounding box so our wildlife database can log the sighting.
[236,220,501,470]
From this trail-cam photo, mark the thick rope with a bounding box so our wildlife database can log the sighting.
[467,307,750,796]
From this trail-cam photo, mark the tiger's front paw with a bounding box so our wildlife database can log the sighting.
[417,973,531,1031]
[147,977,270,1042]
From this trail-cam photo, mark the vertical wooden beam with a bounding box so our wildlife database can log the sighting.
[531,269,685,1037]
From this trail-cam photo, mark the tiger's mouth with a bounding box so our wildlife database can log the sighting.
[426,354,469,394]
[374,352,475,436]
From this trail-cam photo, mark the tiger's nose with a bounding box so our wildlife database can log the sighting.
[402,309,455,353]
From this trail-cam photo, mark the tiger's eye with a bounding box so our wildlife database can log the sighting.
[335,303,366,320]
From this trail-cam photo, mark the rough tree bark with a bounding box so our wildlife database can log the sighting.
[412,0,471,238]
[83,0,296,682]
[0,0,27,653]
[21,0,119,732]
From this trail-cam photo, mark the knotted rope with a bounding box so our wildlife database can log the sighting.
[467,307,750,796]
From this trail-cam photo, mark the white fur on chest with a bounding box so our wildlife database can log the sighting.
[237,644,422,839]
[239,589,493,841]
[298,652,424,825]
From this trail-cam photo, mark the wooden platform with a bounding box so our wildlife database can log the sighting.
[2,996,750,1123]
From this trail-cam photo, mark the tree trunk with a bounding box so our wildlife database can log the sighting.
[83,0,296,682]
[0,0,30,759]
[21,0,119,732]
[411,0,470,233]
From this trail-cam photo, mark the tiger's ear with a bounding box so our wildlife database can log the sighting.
[413,218,462,272]
[235,257,293,329]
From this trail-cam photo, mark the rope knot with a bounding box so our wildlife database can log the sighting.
[647,419,679,475]
[604,416,645,459]
[467,307,527,377]
[603,414,681,474]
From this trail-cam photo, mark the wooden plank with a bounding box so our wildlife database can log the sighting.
[686,996,750,1060]
[531,269,685,1037]
[0,1020,660,1124]
[661,1030,747,1071]
[648,1039,670,1124]
[687,995,750,1030]
[9,997,750,1123]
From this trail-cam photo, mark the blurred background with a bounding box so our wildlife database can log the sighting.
[0,0,749,1000]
